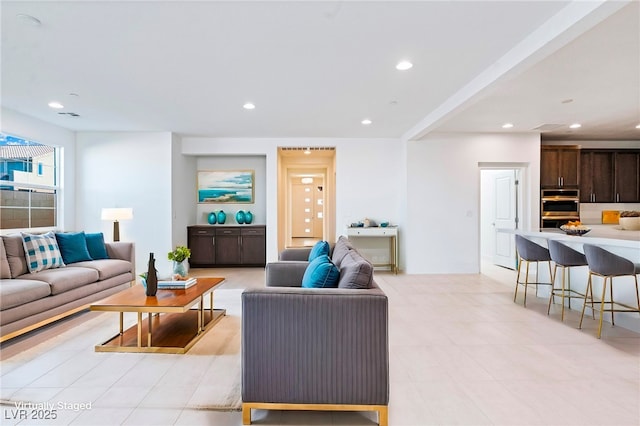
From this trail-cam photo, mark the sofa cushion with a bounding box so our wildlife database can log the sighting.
[3,234,28,278]
[0,279,52,310]
[338,251,374,289]
[331,236,354,268]
[302,254,339,288]
[85,232,109,260]
[24,266,99,295]
[0,239,10,279]
[308,240,330,262]
[72,259,131,281]
[55,232,93,264]
[21,231,65,273]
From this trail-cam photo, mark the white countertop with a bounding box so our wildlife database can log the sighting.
[498,225,639,251]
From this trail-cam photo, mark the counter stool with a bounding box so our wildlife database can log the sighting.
[514,235,553,307]
[580,244,640,338]
[547,239,589,321]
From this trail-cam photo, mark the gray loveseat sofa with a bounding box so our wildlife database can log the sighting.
[241,236,389,425]
[0,233,135,342]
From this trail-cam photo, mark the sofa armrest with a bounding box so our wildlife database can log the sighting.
[279,248,311,261]
[105,242,135,272]
[242,287,389,405]
[265,261,308,287]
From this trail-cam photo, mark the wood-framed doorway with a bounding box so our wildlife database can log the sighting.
[277,147,336,252]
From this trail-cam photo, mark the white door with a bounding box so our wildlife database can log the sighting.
[291,183,315,238]
[493,170,518,269]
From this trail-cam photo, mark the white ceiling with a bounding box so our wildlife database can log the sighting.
[2,1,639,141]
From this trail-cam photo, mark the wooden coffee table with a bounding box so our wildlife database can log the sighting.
[90,277,225,354]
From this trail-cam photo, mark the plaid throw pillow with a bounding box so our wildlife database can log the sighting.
[21,231,66,273]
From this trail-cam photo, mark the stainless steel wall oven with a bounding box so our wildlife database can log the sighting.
[541,189,580,228]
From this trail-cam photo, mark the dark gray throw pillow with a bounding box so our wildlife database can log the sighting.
[338,251,373,289]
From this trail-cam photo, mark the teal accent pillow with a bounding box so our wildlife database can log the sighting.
[85,232,109,260]
[21,231,66,273]
[55,232,93,264]
[308,240,330,262]
[302,254,340,288]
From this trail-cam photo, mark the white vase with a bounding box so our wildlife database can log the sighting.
[173,259,189,278]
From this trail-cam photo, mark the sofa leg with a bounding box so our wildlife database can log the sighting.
[242,404,251,425]
[378,405,388,426]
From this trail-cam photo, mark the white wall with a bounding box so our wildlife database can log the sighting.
[405,133,541,274]
[1,108,76,231]
[76,132,174,277]
[181,137,404,263]
[171,135,197,248]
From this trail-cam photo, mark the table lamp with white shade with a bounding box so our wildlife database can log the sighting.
[101,208,133,242]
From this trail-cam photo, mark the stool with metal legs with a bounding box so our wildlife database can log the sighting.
[580,244,640,338]
[514,235,553,307]
[547,239,589,321]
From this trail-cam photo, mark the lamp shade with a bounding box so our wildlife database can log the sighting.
[101,208,133,221]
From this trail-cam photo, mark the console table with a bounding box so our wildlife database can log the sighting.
[346,227,399,273]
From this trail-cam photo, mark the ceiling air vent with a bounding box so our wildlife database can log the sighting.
[58,112,80,117]
[532,123,564,132]
[279,147,335,152]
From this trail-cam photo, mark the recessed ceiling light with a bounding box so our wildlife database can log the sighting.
[395,61,413,71]
[635,124,640,129]
[361,119,372,125]
[243,103,255,110]
[502,123,514,129]
[569,123,582,129]
[48,102,64,109]
[16,14,41,26]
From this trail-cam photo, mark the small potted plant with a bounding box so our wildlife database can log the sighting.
[168,246,191,278]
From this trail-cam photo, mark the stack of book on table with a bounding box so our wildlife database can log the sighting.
[157,277,197,289]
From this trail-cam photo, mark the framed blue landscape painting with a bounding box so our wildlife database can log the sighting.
[197,170,254,203]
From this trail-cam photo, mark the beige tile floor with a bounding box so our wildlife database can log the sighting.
[1,265,639,425]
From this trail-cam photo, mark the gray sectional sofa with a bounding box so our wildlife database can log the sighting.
[0,233,135,342]
[241,236,389,425]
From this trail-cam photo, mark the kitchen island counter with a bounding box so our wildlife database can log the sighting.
[498,226,639,333]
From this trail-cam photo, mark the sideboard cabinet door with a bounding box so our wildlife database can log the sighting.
[187,226,216,267]
[215,227,242,265]
[241,226,266,266]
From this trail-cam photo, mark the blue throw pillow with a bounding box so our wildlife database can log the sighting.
[85,232,109,260]
[55,232,93,264]
[302,254,340,288]
[308,240,330,262]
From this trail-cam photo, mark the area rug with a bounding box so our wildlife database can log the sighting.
[0,289,243,412]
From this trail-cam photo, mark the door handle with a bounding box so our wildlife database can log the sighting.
[616,193,620,202]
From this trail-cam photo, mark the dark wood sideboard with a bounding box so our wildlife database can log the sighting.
[187,225,266,267]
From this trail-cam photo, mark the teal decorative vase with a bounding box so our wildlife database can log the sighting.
[235,210,246,224]
[244,211,253,224]
[217,210,226,224]
[207,212,217,225]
